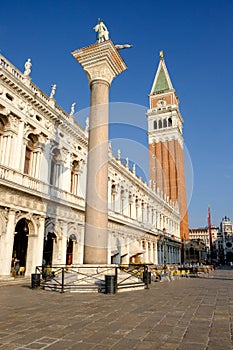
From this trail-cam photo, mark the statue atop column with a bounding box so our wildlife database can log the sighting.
[93,18,109,43]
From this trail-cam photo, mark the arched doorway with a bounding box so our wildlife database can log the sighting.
[12,219,29,275]
[66,234,77,265]
[43,232,56,266]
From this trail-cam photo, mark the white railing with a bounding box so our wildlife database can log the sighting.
[108,210,153,231]
[0,164,85,208]
[0,56,24,81]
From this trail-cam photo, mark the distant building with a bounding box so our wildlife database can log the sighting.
[189,217,233,264]
[189,226,218,250]
[215,216,233,263]
[182,238,207,264]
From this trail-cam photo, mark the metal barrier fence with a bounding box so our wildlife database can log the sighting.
[34,264,151,293]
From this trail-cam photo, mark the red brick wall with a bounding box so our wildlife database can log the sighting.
[149,139,189,240]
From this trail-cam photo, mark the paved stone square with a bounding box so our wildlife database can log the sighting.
[0,268,232,350]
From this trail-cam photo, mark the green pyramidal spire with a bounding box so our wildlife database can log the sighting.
[153,66,169,93]
[150,51,174,95]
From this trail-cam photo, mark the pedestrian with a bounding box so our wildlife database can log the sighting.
[11,257,15,276]
[14,258,20,276]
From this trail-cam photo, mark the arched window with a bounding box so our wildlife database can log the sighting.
[50,158,55,185]
[158,120,162,129]
[111,183,117,211]
[168,117,172,127]
[50,148,61,186]
[24,134,39,177]
[120,188,125,215]
[24,147,31,174]
[153,120,157,129]
[0,116,11,166]
[141,201,145,222]
[0,118,4,132]
[66,234,77,265]
[135,197,139,220]
[190,247,194,255]
[163,119,167,128]
[128,194,133,218]
[70,160,79,195]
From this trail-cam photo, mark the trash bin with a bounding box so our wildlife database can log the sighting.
[105,275,117,294]
[31,273,40,289]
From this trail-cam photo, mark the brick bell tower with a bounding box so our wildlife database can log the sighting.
[147,51,189,241]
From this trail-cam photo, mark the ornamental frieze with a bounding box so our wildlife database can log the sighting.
[85,64,114,85]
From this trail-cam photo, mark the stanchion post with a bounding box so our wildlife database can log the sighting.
[144,265,149,289]
[115,266,118,292]
[61,267,65,293]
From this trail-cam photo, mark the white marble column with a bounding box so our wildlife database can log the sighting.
[14,120,24,170]
[63,153,71,192]
[2,135,13,166]
[0,136,7,164]
[26,217,44,275]
[149,242,154,262]
[143,241,149,263]
[33,217,46,270]
[9,134,17,168]
[60,222,68,265]
[20,140,27,173]
[40,144,50,183]
[108,178,112,210]
[0,209,15,276]
[157,212,161,230]
[74,173,79,195]
[56,163,63,188]
[78,225,84,264]
[72,40,126,264]
[4,135,10,165]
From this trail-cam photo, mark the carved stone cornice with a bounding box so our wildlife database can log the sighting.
[24,122,35,137]
[72,40,127,86]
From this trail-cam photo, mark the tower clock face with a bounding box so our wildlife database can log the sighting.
[157,98,166,108]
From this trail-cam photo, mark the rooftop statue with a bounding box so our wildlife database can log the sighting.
[85,117,89,131]
[93,18,109,43]
[24,58,32,76]
[70,102,76,116]
[50,84,56,99]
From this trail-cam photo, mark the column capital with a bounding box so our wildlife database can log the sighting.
[72,40,127,85]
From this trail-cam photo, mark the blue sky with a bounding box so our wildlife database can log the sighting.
[0,0,232,228]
